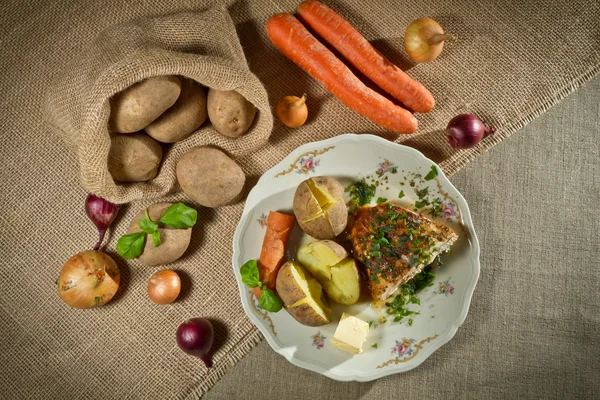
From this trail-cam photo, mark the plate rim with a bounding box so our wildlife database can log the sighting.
[232,133,481,381]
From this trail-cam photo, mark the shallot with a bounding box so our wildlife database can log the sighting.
[85,194,120,250]
[446,114,495,149]
[176,318,214,368]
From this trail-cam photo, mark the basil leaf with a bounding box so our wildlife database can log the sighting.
[398,190,405,199]
[151,231,161,247]
[117,232,146,259]
[259,288,283,312]
[158,203,197,229]
[139,216,158,235]
[424,165,438,181]
[240,260,260,288]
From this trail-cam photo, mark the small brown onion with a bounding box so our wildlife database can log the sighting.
[57,250,120,309]
[275,94,308,128]
[148,269,181,304]
[404,18,455,63]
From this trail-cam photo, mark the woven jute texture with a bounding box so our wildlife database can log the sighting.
[0,0,598,399]
[44,5,272,203]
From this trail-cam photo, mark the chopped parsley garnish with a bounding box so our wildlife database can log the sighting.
[424,165,438,181]
[416,187,429,199]
[346,179,377,212]
[398,190,405,199]
[376,197,387,204]
[385,266,437,325]
[368,320,373,328]
[414,199,429,209]
[371,343,379,349]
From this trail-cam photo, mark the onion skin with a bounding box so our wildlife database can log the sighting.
[275,94,308,128]
[404,18,455,63]
[57,250,120,309]
[85,194,120,251]
[446,114,495,149]
[147,269,181,304]
[176,318,214,368]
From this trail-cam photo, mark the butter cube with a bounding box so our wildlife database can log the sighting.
[331,313,369,354]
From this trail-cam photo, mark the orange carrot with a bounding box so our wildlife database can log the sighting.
[266,13,418,134]
[297,0,435,113]
[252,211,296,298]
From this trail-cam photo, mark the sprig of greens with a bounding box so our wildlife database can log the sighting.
[424,165,438,181]
[116,203,197,259]
[240,260,283,312]
[346,180,377,213]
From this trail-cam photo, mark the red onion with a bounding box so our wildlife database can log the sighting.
[446,114,495,149]
[176,318,214,368]
[85,194,120,251]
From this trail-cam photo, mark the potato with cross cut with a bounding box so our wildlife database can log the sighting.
[292,176,347,239]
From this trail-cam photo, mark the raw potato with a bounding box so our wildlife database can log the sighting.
[108,133,163,182]
[297,241,360,305]
[293,176,348,239]
[145,78,208,143]
[109,75,182,133]
[276,261,332,327]
[127,203,192,266]
[176,147,245,208]
[207,89,257,138]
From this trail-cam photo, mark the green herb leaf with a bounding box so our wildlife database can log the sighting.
[398,190,405,199]
[151,231,161,247]
[368,320,373,328]
[240,260,260,288]
[116,232,146,259]
[158,203,198,229]
[259,288,283,312]
[424,165,438,181]
[371,343,378,349]
[138,210,159,234]
[346,180,377,208]
[376,197,387,204]
[414,200,428,209]
[408,318,414,326]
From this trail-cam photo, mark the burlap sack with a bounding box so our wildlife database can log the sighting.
[43,4,272,204]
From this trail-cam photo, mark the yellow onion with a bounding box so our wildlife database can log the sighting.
[57,250,120,309]
[404,18,455,63]
[148,269,181,304]
[275,94,308,128]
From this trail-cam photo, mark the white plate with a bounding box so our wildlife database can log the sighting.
[232,134,480,381]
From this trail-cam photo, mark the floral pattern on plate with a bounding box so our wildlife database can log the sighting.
[311,331,326,349]
[274,146,335,177]
[376,159,398,176]
[257,213,268,228]
[297,155,320,175]
[441,200,459,222]
[438,279,455,296]
[391,338,417,357]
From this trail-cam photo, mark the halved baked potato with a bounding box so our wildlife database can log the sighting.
[276,261,332,327]
[293,176,347,239]
[297,240,360,305]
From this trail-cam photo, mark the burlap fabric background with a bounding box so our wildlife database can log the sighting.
[0,0,598,399]
[44,5,272,203]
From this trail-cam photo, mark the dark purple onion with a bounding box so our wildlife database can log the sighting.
[446,114,495,149]
[85,194,120,251]
[176,318,214,368]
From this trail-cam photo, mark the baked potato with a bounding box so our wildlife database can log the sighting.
[276,261,332,327]
[127,203,192,266]
[297,241,360,305]
[293,176,347,239]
